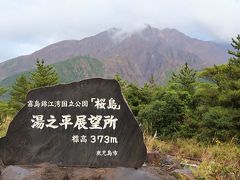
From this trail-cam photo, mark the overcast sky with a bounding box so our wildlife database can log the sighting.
[0,0,239,62]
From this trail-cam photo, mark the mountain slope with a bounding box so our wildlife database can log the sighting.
[0,26,229,84]
[0,56,105,88]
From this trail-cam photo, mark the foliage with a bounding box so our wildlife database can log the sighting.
[0,86,7,96]
[114,73,128,93]
[138,90,186,136]
[170,62,197,94]
[8,75,31,111]
[31,59,59,88]
[7,59,60,113]
[116,63,197,137]
[115,74,155,117]
[0,116,12,137]
[228,34,240,65]
[195,35,240,143]
[0,87,14,122]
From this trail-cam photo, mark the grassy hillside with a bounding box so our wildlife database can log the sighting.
[0,56,105,88]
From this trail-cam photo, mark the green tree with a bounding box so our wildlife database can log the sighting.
[114,73,128,92]
[196,35,240,142]
[124,83,154,117]
[0,87,8,118]
[114,73,155,117]
[0,87,15,122]
[228,34,240,65]
[0,87,6,97]
[31,59,59,88]
[138,89,186,136]
[9,75,31,111]
[170,62,197,94]
[200,35,240,109]
[8,60,59,113]
[168,62,198,112]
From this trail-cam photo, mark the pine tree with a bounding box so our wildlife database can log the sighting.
[196,35,240,141]
[31,59,59,88]
[228,34,240,65]
[200,35,240,108]
[0,87,6,96]
[8,60,59,113]
[0,87,15,119]
[225,35,240,108]
[170,62,197,94]
[9,75,31,111]
[0,87,9,120]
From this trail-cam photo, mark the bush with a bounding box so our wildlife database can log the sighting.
[138,90,186,137]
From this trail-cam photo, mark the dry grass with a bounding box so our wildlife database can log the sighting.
[144,134,173,154]
[175,138,205,160]
[145,135,204,160]
[194,143,240,180]
[144,135,240,179]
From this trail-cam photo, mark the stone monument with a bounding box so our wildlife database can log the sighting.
[0,78,147,168]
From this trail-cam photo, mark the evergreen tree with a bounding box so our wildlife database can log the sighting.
[228,34,240,65]
[9,75,31,111]
[0,87,15,120]
[0,87,6,96]
[196,35,240,142]
[200,35,240,108]
[0,87,8,118]
[31,59,59,88]
[168,62,197,110]
[224,35,240,109]
[170,62,197,94]
[138,89,186,136]
[114,73,154,117]
[8,60,59,113]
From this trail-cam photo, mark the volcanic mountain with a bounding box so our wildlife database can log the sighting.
[0,26,229,85]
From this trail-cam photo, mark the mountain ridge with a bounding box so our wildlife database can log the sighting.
[0,26,229,84]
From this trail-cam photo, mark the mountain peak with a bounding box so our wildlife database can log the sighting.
[142,25,160,34]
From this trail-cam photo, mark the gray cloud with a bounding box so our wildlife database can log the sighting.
[0,0,239,62]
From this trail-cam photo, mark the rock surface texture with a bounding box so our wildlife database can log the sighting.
[0,164,177,180]
[0,79,147,168]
